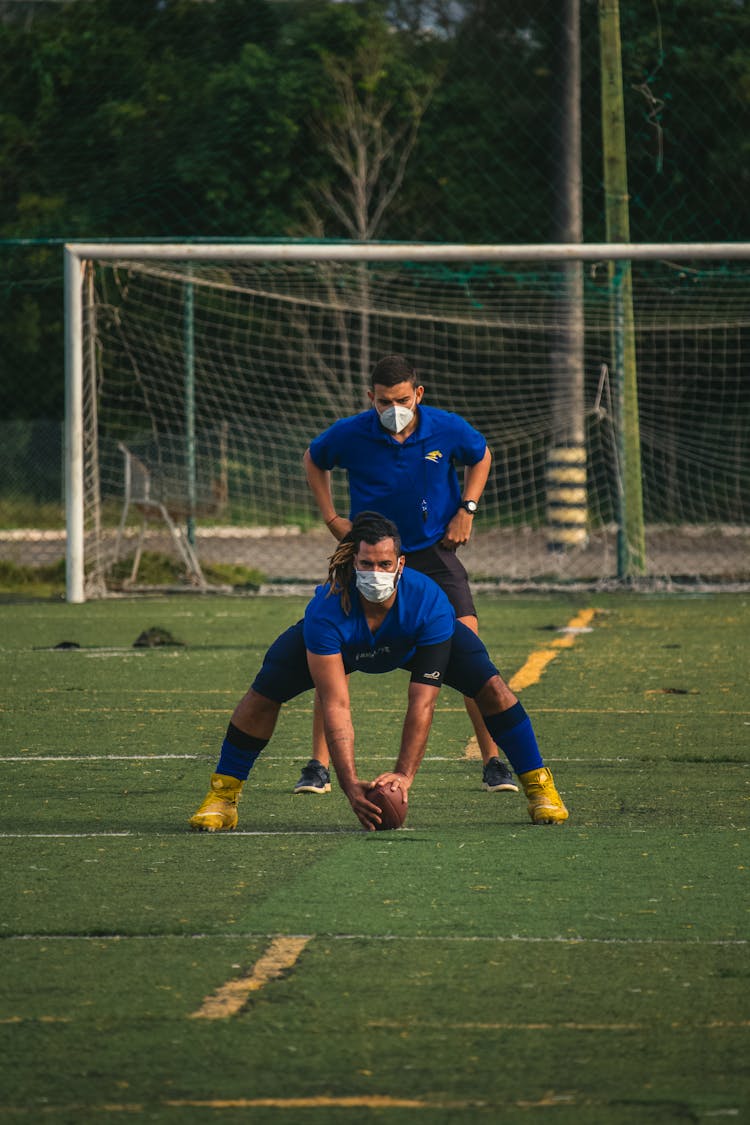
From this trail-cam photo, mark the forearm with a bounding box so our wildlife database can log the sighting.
[321,703,358,789]
[308,650,382,831]
[462,447,492,502]
[393,692,436,781]
[303,449,337,524]
[322,700,384,830]
[444,449,492,547]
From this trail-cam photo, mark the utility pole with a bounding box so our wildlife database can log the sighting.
[599,0,646,576]
[547,0,588,553]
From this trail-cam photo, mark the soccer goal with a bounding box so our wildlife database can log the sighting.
[64,241,750,601]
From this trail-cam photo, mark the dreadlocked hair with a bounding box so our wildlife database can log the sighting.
[326,511,402,615]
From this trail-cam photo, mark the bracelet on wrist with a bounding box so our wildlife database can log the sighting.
[325,514,339,526]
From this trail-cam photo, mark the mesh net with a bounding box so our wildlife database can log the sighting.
[79,253,750,592]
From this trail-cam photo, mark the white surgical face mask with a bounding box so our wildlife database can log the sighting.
[355,567,400,603]
[378,398,416,434]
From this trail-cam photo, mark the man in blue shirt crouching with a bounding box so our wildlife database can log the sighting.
[189,512,568,832]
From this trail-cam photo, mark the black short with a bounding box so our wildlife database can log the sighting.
[403,542,476,619]
[251,620,497,704]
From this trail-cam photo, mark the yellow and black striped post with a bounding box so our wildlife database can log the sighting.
[546,445,588,551]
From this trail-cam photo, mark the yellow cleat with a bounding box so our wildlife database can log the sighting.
[189,773,244,832]
[519,767,569,825]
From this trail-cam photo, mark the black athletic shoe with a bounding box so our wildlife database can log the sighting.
[482,757,519,793]
[293,759,332,794]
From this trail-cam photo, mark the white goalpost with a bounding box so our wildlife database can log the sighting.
[64,241,750,602]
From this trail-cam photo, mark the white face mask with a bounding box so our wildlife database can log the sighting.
[378,398,416,434]
[355,567,400,603]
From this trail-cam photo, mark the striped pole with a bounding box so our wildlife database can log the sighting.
[546,445,588,551]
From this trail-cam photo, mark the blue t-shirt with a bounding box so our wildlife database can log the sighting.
[308,405,487,552]
[303,566,455,674]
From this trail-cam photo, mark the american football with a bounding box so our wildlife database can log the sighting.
[367,783,408,830]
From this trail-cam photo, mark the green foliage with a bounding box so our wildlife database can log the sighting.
[107,550,265,589]
[1,0,746,246]
[0,418,63,505]
[107,550,192,586]
[201,561,265,589]
[0,498,64,530]
[0,0,748,432]
[0,553,265,597]
[0,556,65,596]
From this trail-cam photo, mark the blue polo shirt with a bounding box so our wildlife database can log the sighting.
[303,566,455,674]
[308,405,487,552]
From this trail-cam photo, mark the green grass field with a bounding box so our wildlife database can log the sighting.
[1,592,748,1124]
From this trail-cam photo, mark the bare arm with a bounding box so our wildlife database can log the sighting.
[306,650,381,829]
[372,681,440,794]
[303,448,352,542]
[441,446,492,549]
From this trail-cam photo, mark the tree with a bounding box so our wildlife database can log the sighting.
[305,18,438,240]
[294,7,439,392]
[0,0,748,426]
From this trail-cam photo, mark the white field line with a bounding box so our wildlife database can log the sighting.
[3,819,745,840]
[0,830,372,838]
[5,706,748,716]
[367,1019,750,1032]
[0,754,640,763]
[0,755,204,761]
[2,932,746,946]
[0,755,205,761]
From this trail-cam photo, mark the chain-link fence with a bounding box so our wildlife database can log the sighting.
[0,418,63,520]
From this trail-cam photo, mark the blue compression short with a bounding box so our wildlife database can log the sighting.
[250,619,498,704]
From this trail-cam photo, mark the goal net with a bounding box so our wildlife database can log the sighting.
[66,243,750,598]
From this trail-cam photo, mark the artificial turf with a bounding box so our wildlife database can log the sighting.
[0,592,747,1124]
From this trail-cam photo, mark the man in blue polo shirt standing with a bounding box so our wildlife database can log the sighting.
[296,353,517,797]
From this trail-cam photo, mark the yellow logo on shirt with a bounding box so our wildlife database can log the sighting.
[424,449,443,463]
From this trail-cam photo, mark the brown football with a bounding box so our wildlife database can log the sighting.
[367,784,408,831]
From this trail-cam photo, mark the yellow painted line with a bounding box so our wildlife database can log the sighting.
[507,647,560,691]
[165,1096,450,1109]
[509,607,597,691]
[464,608,597,758]
[189,935,311,1020]
[0,1097,479,1114]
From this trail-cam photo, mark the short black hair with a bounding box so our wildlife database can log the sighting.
[370,354,418,389]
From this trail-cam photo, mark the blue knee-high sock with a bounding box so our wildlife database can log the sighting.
[482,702,543,775]
[216,722,268,781]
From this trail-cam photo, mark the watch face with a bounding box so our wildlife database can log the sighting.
[464,500,477,513]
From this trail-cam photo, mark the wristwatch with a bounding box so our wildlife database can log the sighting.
[459,500,478,515]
